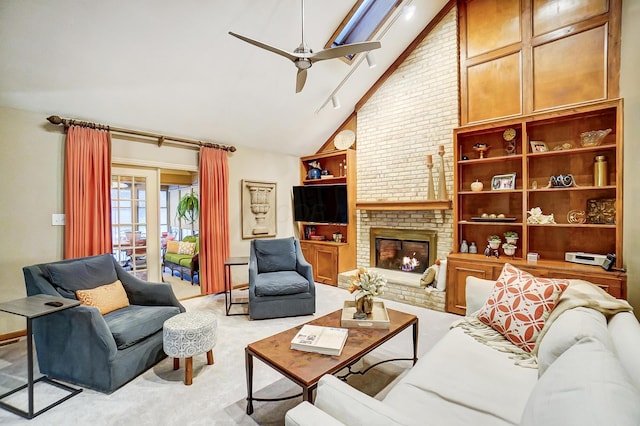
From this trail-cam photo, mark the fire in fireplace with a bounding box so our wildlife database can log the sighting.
[370,228,438,275]
[376,239,429,274]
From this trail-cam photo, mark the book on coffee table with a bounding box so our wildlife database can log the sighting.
[290,324,349,356]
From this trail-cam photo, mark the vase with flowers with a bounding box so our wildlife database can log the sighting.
[348,267,387,319]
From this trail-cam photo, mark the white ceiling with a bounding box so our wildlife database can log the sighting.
[0,0,448,156]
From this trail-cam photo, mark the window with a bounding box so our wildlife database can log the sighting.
[326,0,401,62]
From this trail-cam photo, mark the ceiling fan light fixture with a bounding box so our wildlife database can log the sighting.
[331,95,341,109]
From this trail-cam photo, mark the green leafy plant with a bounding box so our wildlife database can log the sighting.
[177,192,199,224]
[488,235,501,242]
[504,231,519,238]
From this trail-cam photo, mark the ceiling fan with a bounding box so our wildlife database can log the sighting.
[229,0,381,93]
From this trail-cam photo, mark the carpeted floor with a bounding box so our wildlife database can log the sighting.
[0,284,458,425]
[164,272,202,300]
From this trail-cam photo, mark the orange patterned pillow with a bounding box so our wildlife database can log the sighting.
[166,240,180,254]
[76,280,130,315]
[477,263,569,352]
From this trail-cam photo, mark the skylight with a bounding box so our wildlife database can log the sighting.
[327,0,402,62]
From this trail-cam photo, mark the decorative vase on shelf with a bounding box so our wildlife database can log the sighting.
[460,239,469,253]
[469,242,477,254]
[307,167,321,179]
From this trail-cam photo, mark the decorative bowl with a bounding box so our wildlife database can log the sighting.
[579,128,611,147]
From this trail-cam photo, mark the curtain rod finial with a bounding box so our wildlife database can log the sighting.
[229,146,237,152]
[47,115,63,125]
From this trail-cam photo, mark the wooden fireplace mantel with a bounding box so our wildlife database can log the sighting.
[356,200,452,211]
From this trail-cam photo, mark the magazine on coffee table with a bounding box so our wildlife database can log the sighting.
[290,324,349,356]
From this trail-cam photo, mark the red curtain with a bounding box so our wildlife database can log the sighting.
[64,126,112,259]
[199,147,230,294]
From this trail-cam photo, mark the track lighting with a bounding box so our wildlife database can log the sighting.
[331,95,341,109]
[366,52,377,69]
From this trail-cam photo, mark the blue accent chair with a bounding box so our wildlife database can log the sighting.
[248,237,315,320]
[23,253,185,393]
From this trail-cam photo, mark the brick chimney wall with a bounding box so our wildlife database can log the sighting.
[356,7,459,267]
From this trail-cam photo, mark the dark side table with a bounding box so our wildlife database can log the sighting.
[0,294,83,419]
[224,257,249,316]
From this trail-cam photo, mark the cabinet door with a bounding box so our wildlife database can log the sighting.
[314,246,338,285]
[299,242,313,266]
[446,260,494,315]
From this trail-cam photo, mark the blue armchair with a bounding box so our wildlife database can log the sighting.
[249,237,315,320]
[23,253,185,393]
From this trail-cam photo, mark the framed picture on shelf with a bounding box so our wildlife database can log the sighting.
[491,173,516,190]
[530,141,548,153]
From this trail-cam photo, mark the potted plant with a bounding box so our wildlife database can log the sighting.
[177,191,199,235]
[488,235,501,249]
[502,243,516,256]
[504,231,519,244]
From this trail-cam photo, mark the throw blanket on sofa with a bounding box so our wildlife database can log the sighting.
[452,280,633,368]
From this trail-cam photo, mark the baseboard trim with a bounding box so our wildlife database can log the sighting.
[0,329,26,346]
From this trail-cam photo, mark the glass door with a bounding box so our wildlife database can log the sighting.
[111,167,160,282]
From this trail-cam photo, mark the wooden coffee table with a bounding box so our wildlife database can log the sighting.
[245,308,418,414]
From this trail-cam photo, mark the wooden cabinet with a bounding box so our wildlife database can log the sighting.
[300,242,342,285]
[447,99,626,314]
[447,254,627,315]
[298,149,356,286]
[446,259,494,315]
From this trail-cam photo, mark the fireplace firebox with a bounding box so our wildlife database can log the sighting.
[370,228,438,274]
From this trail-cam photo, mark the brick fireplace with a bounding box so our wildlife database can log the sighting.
[371,227,437,274]
[336,7,458,313]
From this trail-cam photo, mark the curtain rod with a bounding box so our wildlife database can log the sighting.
[46,115,236,152]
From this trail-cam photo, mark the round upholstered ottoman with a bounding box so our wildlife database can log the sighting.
[163,311,217,385]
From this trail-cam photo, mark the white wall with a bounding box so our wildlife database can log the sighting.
[0,106,300,334]
[620,0,640,317]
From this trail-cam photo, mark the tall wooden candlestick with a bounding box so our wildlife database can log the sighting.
[437,148,448,200]
[427,162,435,200]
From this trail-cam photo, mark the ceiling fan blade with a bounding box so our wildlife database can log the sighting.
[311,41,381,62]
[228,31,300,62]
[296,68,307,93]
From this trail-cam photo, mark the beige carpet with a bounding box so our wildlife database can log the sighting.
[164,272,202,300]
[0,284,458,425]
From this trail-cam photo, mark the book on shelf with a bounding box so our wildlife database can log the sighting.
[290,324,349,356]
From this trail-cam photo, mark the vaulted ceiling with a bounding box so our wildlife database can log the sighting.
[0,0,448,156]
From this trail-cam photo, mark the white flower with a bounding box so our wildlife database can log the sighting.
[349,267,387,298]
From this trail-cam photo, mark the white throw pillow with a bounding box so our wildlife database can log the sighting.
[521,336,640,426]
[537,307,611,376]
[435,259,447,291]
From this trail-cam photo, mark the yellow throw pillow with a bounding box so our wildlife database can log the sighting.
[178,241,196,256]
[76,280,130,315]
[166,240,180,254]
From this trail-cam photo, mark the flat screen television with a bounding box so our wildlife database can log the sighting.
[292,184,348,224]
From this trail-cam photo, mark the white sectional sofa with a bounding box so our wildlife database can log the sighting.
[285,276,640,426]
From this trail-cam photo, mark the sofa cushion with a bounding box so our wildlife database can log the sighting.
[46,254,118,299]
[477,263,569,352]
[164,253,194,265]
[76,279,130,315]
[608,311,640,391]
[383,327,538,425]
[254,238,296,273]
[537,307,611,376]
[520,336,640,426]
[255,271,309,296]
[104,305,180,349]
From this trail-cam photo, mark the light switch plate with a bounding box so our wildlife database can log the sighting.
[52,213,65,226]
